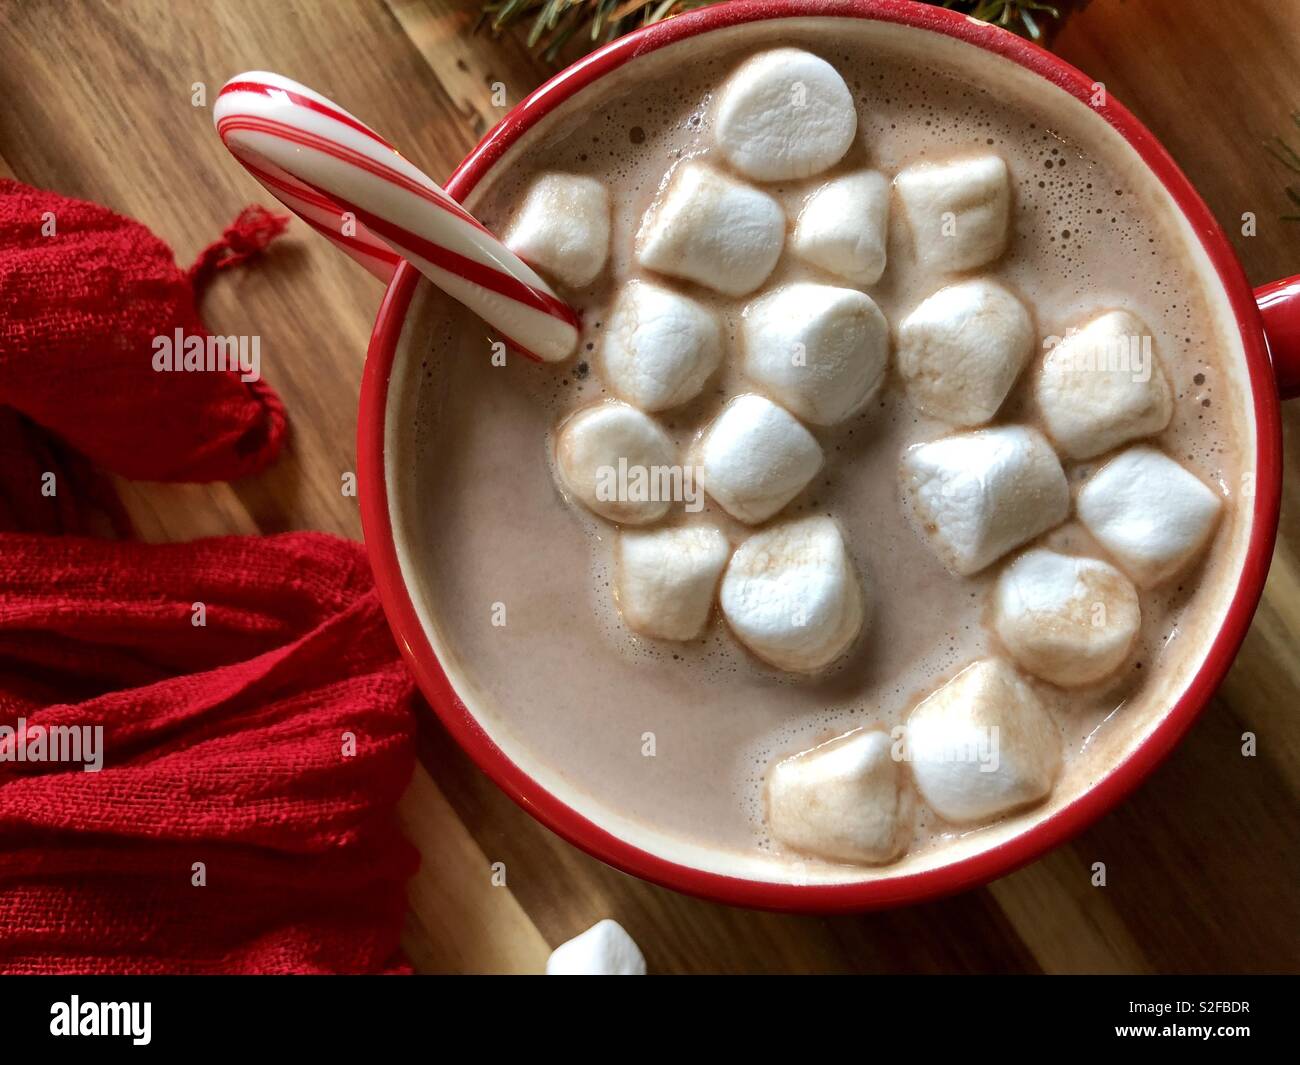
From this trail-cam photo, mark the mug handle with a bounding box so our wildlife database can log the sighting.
[1256,275,1300,399]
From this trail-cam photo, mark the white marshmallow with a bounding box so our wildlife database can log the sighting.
[546,919,645,976]
[636,162,784,296]
[1077,447,1223,587]
[901,426,1069,576]
[906,658,1061,823]
[897,279,1034,427]
[1036,310,1173,459]
[792,171,890,285]
[994,549,1141,687]
[615,525,730,641]
[895,155,1011,273]
[601,281,722,412]
[714,48,857,182]
[554,402,676,525]
[768,729,910,864]
[741,283,889,426]
[697,395,823,524]
[720,515,865,673]
[505,172,610,289]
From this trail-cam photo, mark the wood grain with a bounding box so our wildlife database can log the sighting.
[0,0,1296,973]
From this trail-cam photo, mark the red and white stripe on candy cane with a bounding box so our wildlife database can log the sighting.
[214,72,580,362]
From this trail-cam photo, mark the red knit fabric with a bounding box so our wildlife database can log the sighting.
[0,532,419,974]
[0,408,129,537]
[0,183,419,973]
[0,180,288,482]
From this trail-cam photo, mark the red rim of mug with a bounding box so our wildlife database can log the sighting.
[358,0,1282,912]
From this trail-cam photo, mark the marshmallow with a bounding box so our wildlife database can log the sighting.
[720,515,865,673]
[897,279,1034,427]
[1077,446,1223,587]
[601,281,722,412]
[741,283,889,426]
[615,525,730,641]
[901,426,1069,576]
[1036,310,1173,459]
[994,549,1141,687]
[714,48,857,182]
[554,402,676,525]
[895,155,1011,273]
[636,161,784,297]
[697,395,823,524]
[906,658,1061,823]
[768,729,910,864]
[546,919,646,975]
[505,172,610,289]
[792,171,890,285]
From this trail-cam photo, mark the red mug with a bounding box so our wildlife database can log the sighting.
[355,0,1295,911]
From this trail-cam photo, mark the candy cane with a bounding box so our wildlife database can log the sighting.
[214,72,579,362]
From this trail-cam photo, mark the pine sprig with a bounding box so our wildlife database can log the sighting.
[940,0,1061,42]
[476,0,1064,61]
[476,1,716,62]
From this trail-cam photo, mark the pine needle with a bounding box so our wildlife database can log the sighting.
[475,0,1064,58]
[1266,111,1300,222]
[943,0,1060,40]
[1283,185,1300,222]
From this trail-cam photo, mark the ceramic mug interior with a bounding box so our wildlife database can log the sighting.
[359,1,1281,910]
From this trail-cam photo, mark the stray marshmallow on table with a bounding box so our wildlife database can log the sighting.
[897,278,1035,427]
[602,280,723,412]
[741,283,890,426]
[1036,309,1174,459]
[768,728,910,864]
[554,401,676,525]
[994,548,1141,687]
[901,425,1069,576]
[792,171,890,286]
[1077,446,1223,587]
[615,525,730,641]
[696,394,823,524]
[906,657,1061,823]
[636,161,785,297]
[720,515,865,673]
[895,155,1011,273]
[505,172,610,289]
[546,919,646,975]
[713,48,858,182]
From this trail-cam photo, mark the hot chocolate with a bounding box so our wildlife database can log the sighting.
[386,18,1252,883]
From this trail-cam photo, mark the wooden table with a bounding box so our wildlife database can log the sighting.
[1,0,1296,974]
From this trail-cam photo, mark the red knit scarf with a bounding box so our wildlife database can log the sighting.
[0,180,417,974]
